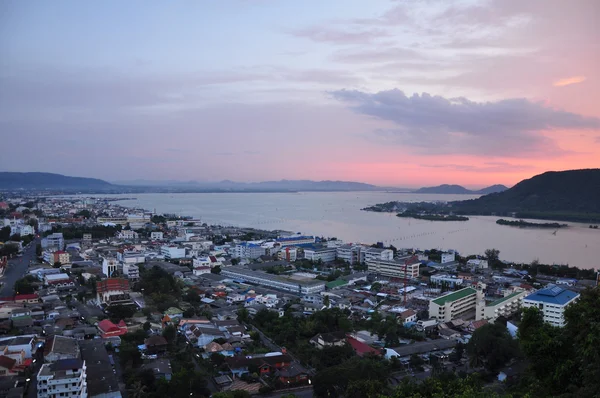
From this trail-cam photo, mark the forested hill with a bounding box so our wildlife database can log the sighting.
[0,172,113,190]
[414,184,508,194]
[452,169,600,222]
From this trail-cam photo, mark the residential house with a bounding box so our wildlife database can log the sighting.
[193,266,211,276]
[398,309,417,324]
[225,354,292,378]
[144,336,168,355]
[310,331,346,349]
[275,363,310,385]
[143,359,172,381]
[0,356,17,377]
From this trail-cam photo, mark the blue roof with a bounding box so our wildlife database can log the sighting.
[524,285,579,305]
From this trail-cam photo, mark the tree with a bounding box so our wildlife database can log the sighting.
[211,265,221,274]
[230,258,240,265]
[35,243,42,257]
[52,261,62,269]
[143,321,151,332]
[14,275,37,295]
[162,324,177,345]
[118,342,142,368]
[467,322,519,372]
[370,282,382,292]
[323,295,330,308]
[0,226,11,241]
[484,248,500,262]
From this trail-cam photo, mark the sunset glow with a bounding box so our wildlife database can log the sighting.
[1,0,599,187]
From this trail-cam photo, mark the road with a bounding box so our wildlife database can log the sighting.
[0,237,39,297]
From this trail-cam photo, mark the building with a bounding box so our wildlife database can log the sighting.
[363,248,394,263]
[150,231,164,241]
[117,250,145,264]
[102,257,119,278]
[398,309,417,323]
[441,252,456,264]
[97,319,127,339]
[160,245,186,260]
[303,246,337,263]
[309,331,346,349]
[53,251,70,265]
[221,266,325,294]
[276,235,315,247]
[79,340,121,398]
[122,263,139,281]
[41,233,64,251]
[477,289,529,322]
[367,258,420,279]
[232,243,265,259]
[44,336,80,363]
[82,234,92,245]
[126,213,151,229]
[430,274,463,288]
[278,247,297,262]
[336,244,365,264]
[37,359,87,398]
[18,225,35,236]
[522,285,579,327]
[467,259,488,269]
[116,230,138,240]
[44,273,74,289]
[193,266,211,276]
[429,286,481,322]
[96,278,131,306]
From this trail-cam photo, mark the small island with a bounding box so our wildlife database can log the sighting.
[397,212,469,221]
[496,219,568,228]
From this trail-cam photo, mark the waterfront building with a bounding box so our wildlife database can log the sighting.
[522,285,579,327]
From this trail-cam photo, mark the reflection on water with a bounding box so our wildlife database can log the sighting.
[97,192,599,269]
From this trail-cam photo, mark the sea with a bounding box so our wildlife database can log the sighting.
[86,192,599,270]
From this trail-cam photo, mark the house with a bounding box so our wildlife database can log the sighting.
[0,336,35,359]
[438,328,462,340]
[196,327,226,348]
[143,358,172,381]
[144,336,168,355]
[346,336,382,357]
[225,354,292,377]
[97,319,127,339]
[13,294,39,304]
[193,266,211,276]
[150,232,164,241]
[44,336,80,363]
[163,307,183,320]
[398,309,417,324]
[275,363,310,385]
[117,230,139,240]
[310,331,346,349]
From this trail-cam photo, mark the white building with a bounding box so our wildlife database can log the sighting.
[467,259,488,269]
[363,247,394,263]
[42,233,65,251]
[116,230,138,240]
[122,263,140,281]
[522,285,579,327]
[336,244,365,264]
[193,256,222,268]
[303,246,337,263]
[367,258,420,279]
[37,359,88,398]
[476,288,529,322]
[150,231,164,241]
[117,250,145,264]
[232,243,265,259]
[193,266,211,276]
[126,213,151,229]
[102,257,119,278]
[441,252,456,264]
[160,245,186,259]
[18,224,35,236]
[429,285,482,322]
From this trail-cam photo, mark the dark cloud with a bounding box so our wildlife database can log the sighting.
[331,88,600,156]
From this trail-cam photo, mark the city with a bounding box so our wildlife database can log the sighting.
[0,195,597,398]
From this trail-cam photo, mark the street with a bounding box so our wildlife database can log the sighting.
[0,237,39,297]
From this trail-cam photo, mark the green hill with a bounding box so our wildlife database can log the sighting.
[452,169,600,222]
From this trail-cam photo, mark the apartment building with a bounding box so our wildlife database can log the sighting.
[336,244,365,264]
[429,286,481,322]
[522,285,579,327]
[122,264,140,281]
[476,289,529,321]
[367,258,420,279]
[363,248,394,264]
[42,233,65,251]
[37,359,88,398]
[232,243,265,259]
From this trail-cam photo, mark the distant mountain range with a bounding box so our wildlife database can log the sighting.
[451,169,600,222]
[0,172,113,190]
[413,184,508,195]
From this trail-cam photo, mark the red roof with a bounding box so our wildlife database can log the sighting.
[0,355,16,370]
[346,336,382,357]
[14,293,39,301]
[97,278,130,293]
[209,256,218,262]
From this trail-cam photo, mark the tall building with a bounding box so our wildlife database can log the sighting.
[522,285,579,327]
[102,257,119,277]
[41,233,64,251]
[476,288,529,322]
[429,285,482,322]
[37,359,87,398]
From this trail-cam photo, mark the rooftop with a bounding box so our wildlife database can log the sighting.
[222,266,325,287]
[524,285,579,306]
[79,340,120,396]
[392,339,458,357]
[432,288,477,306]
[487,291,523,307]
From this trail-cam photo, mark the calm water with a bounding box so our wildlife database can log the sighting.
[92,192,599,269]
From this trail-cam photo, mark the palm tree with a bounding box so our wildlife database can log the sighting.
[127,381,148,398]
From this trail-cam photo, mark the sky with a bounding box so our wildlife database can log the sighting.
[1,0,599,188]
